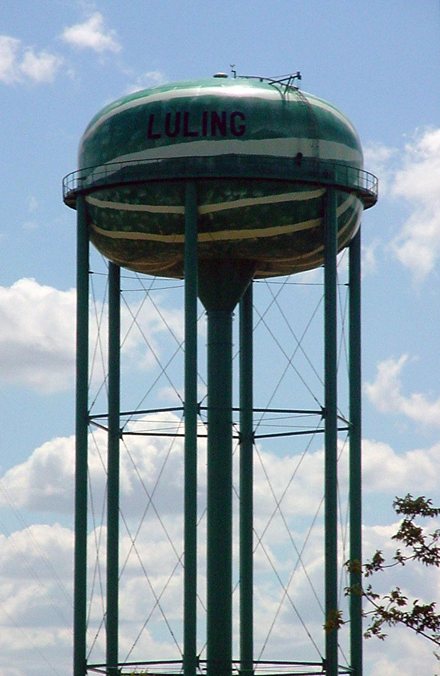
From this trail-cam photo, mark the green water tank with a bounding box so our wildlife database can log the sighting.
[64,75,377,277]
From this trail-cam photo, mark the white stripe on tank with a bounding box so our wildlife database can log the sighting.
[83,139,362,188]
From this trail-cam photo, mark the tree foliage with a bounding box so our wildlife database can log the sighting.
[346,494,440,652]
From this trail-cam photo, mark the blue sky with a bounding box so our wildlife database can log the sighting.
[0,1,439,675]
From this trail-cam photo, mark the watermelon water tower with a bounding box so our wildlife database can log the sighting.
[63,72,377,676]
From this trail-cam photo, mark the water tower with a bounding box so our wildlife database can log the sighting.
[63,73,377,676]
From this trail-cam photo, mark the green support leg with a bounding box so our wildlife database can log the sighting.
[107,262,121,675]
[349,229,363,676]
[74,195,89,676]
[183,182,198,676]
[239,284,254,676]
[324,188,339,675]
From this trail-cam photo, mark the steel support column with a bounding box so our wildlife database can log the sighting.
[349,229,363,676]
[183,182,199,676]
[106,262,121,675]
[324,188,339,675]
[74,195,89,676]
[239,283,254,676]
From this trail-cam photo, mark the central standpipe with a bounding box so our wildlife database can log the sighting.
[198,260,255,676]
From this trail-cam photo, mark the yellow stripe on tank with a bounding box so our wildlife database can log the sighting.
[90,217,321,243]
[86,188,325,215]
[89,192,357,243]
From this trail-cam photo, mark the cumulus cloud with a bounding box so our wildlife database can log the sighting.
[365,354,440,427]
[0,516,436,674]
[0,520,184,674]
[0,415,187,515]
[126,70,168,94]
[19,48,62,83]
[0,435,76,513]
[1,416,440,672]
[361,239,380,276]
[364,623,438,676]
[363,141,398,196]
[0,278,76,392]
[362,438,440,493]
[0,277,184,393]
[6,406,440,531]
[362,517,440,675]
[0,413,323,535]
[0,35,20,83]
[0,523,73,675]
[391,128,440,280]
[0,35,62,84]
[363,129,440,280]
[61,12,121,53]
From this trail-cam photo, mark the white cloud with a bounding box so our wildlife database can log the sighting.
[0,515,436,674]
[363,129,440,280]
[362,518,440,675]
[20,48,62,83]
[363,141,398,196]
[391,128,440,280]
[0,35,62,85]
[0,435,76,513]
[0,412,325,523]
[0,35,20,83]
[0,277,184,393]
[0,415,187,515]
[0,520,186,674]
[363,603,439,675]
[0,524,72,583]
[361,239,380,276]
[61,12,121,54]
[7,410,440,564]
[365,354,440,427]
[126,70,168,94]
[120,295,184,371]
[0,524,73,675]
[0,278,76,392]
[362,438,440,494]
[5,404,440,522]
[1,419,440,673]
